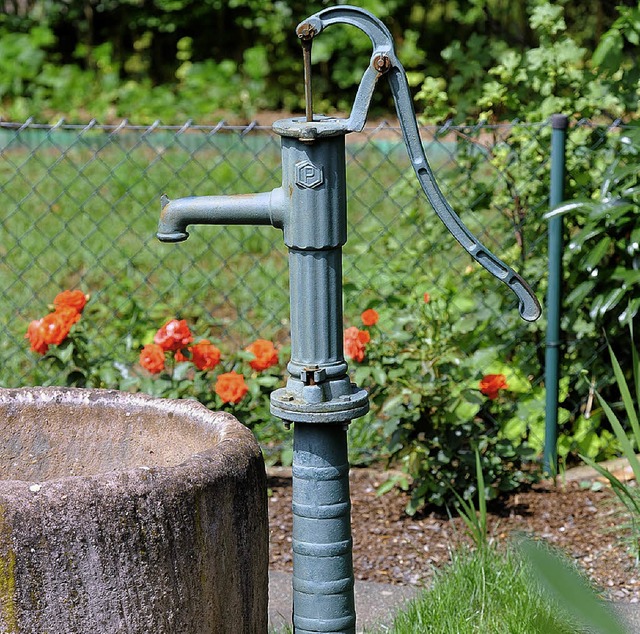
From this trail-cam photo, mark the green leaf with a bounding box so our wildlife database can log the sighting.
[592,31,624,73]
[519,539,628,634]
[580,236,611,272]
[565,280,596,306]
[544,199,594,220]
[597,287,626,316]
[371,366,387,386]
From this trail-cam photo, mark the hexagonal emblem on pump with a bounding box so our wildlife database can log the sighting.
[295,160,324,189]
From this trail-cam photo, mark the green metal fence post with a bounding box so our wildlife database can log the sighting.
[544,114,569,475]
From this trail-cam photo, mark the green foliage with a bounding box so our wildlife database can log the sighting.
[1,0,635,122]
[411,0,639,466]
[416,1,638,123]
[350,285,538,512]
[548,124,640,340]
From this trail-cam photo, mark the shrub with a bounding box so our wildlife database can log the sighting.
[345,295,538,512]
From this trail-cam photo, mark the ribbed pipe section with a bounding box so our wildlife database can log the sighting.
[292,423,355,634]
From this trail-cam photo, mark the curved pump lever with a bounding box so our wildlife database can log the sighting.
[297,6,541,322]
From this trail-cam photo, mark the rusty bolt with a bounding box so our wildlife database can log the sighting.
[373,54,391,73]
[297,22,317,40]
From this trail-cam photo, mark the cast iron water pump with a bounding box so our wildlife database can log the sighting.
[157,6,541,633]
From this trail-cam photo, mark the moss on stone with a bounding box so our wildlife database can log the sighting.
[0,506,18,633]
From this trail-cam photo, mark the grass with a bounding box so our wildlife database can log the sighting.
[385,545,602,634]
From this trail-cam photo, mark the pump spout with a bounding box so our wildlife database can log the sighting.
[157,189,285,242]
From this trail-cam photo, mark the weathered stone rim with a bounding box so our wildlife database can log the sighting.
[0,386,261,492]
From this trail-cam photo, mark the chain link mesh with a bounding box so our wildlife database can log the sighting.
[0,118,626,445]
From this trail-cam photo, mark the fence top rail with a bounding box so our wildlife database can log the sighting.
[2,117,625,136]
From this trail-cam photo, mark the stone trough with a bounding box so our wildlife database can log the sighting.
[0,387,268,633]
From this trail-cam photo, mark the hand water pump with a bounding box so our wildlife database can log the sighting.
[157,6,541,632]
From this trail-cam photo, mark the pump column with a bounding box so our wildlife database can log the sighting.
[270,118,368,634]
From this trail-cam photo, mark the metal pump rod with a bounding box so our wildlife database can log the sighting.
[157,6,540,633]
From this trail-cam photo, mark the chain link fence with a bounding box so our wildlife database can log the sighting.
[0,117,630,453]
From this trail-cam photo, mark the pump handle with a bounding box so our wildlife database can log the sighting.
[297,5,541,322]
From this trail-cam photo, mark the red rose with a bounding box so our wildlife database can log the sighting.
[479,374,508,400]
[191,340,221,371]
[246,339,278,371]
[344,326,369,363]
[154,319,193,352]
[53,290,88,313]
[25,319,49,355]
[361,308,379,326]
[423,293,430,304]
[215,371,248,404]
[140,343,165,374]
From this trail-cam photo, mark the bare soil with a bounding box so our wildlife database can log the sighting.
[268,467,640,602]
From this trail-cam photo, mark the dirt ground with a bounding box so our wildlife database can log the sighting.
[268,466,640,602]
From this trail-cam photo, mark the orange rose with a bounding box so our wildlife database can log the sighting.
[40,310,76,346]
[25,319,49,355]
[53,290,88,313]
[361,308,379,326]
[423,293,431,304]
[479,374,508,400]
[215,371,249,404]
[246,339,278,371]
[344,326,369,363]
[191,340,221,371]
[154,319,193,352]
[54,305,81,327]
[140,343,165,374]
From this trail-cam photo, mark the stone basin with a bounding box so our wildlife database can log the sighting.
[0,387,267,634]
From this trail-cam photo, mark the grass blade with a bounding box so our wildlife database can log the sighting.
[630,318,640,417]
[608,342,640,444]
[595,392,640,485]
[475,449,487,541]
[581,454,640,516]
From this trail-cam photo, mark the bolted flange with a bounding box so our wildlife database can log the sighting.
[271,383,369,425]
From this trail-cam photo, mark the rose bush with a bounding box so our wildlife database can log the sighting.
[25,292,289,464]
[344,291,538,511]
[25,289,541,506]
